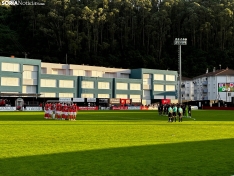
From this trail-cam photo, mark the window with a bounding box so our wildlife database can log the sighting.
[154,95,164,99]
[81,81,94,89]
[1,63,20,72]
[116,83,128,90]
[143,74,152,79]
[98,82,110,89]
[130,83,141,90]
[59,93,73,97]
[166,95,175,99]
[41,92,56,97]
[154,84,164,91]
[23,65,38,71]
[98,94,110,98]
[130,94,141,99]
[165,85,175,91]
[96,71,103,77]
[59,80,74,88]
[41,68,47,74]
[23,71,37,79]
[154,74,164,80]
[1,77,19,86]
[72,70,85,76]
[166,75,175,81]
[81,93,94,98]
[116,94,128,98]
[143,79,151,85]
[92,71,103,77]
[41,79,56,87]
[85,70,92,77]
[143,90,150,99]
[120,73,129,78]
[22,86,36,93]
[52,69,65,75]
[104,72,116,78]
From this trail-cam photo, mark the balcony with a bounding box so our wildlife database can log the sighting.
[202,81,208,85]
[203,88,208,93]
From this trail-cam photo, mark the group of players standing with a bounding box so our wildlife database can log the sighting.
[44,103,77,121]
[158,104,192,122]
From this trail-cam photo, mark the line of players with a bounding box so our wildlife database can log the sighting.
[158,104,192,122]
[44,103,77,121]
[168,104,183,122]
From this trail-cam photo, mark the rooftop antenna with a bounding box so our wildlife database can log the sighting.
[66,53,67,64]
[219,64,221,70]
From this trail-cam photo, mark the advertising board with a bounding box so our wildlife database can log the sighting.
[218,83,234,92]
[87,98,96,102]
[109,98,120,104]
[128,106,141,110]
[99,99,108,103]
[59,98,71,102]
[25,107,43,111]
[73,98,85,102]
[0,107,16,111]
[120,99,131,104]
[77,106,98,110]
[161,99,171,104]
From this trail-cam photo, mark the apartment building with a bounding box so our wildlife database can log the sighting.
[193,68,234,102]
[181,77,194,101]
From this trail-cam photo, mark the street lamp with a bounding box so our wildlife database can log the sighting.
[174,38,187,104]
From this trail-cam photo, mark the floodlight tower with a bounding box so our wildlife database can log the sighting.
[174,38,187,104]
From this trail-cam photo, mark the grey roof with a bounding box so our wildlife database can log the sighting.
[193,68,234,79]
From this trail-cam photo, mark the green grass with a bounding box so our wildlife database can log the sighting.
[0,110,234,176]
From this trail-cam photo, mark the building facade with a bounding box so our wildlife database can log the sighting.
[192,68,234,102]
[179,68,234,103]
[181,77,194,101]
[0,56,178,104]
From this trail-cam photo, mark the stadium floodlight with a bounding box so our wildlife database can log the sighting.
[174,38,187,104]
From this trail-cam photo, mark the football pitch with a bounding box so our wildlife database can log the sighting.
[0,110,234,176]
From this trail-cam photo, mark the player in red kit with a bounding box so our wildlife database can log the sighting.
[61,104,65,120]
[68,104,72,120]
[51,103,55,119]
[56,103,62,120]
[72,103,77,121]
[44,103,49,119]
[64,104,68,120]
